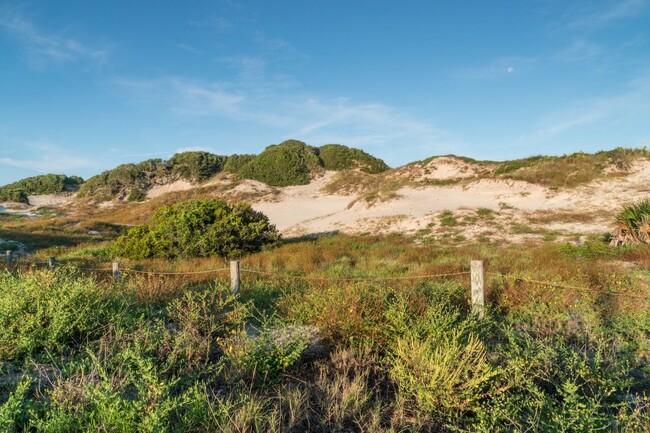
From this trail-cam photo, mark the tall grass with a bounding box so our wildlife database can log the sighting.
[1,235,649,431]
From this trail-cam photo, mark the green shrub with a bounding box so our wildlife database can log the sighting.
[390,331,499,414]
[223,154,256,173]
[78,159,166,200]
[127,188,147,202]
[0,270,127,361]
[238,140,322,186]
[168,151,228,182]
[112,199,280,259]
[220,325,310,383]
[0,189,28,204]
[0,174,83,204]
[318,144,389,174]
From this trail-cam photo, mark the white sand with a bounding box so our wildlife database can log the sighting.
[247,159,650,239]
[147,180,194,199]
[28,194,74,207]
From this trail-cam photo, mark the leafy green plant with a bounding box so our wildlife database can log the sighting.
[220,324,310,383]
[238,140,323,186]
[390,331,499,414]
[112,199,280,259]
[223,154,256,173]
[168,151,228,182]
[0,269,127,361]
[127,188,147,202]
[611,198,650,245]
[78,159,166,201]
[0,174,83,204]
[318,143,389,174]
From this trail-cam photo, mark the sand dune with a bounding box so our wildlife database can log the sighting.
[249,160,650,241]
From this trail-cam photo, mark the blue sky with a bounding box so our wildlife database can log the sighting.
[1,0,649,185]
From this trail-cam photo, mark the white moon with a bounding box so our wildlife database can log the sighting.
[507,67,514,73]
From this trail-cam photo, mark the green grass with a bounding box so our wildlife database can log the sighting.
[1,235,649,431]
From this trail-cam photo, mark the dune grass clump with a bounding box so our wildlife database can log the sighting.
[495,148,650,189]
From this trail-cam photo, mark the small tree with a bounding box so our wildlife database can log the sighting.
[112,199,280,259]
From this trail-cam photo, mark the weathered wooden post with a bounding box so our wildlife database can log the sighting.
[230,260,240,294]
[112,261,121,281]
[5,250,12,267]
[471,260,485,318]
[48,256,56,271]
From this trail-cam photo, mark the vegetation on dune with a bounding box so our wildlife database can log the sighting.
[78,151,229,201]
[236,140,323,187]
[222,153,256,174]
[318,143,389,174]
[0,174,83,204]
[167,151,228,182]
[495,147,650,188]
[77,158,168,201]
[74,141,390,200]
[611,198,650,246]
[112,199,280,259]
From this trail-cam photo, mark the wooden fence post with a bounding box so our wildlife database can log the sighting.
[5,250,12,267]
[471,260,484,318]
[230,260,240,294]
[112,261,120,281]
[48,256,56,271]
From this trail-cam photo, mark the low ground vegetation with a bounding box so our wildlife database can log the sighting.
[1,234,649,432]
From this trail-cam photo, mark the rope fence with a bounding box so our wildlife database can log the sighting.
[487,272,650,301]
[3,249,650,311]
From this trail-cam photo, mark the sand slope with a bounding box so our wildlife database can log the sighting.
[249,160,650,241]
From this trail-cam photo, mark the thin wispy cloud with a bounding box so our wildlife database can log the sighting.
[568,0,647,29]
[554,39,603,63]
[0,139,96,174]
[114,74,449,158]
[519,73,650,144]
[0,10,108,67]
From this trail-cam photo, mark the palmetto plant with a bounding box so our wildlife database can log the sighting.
[611,198,650,245]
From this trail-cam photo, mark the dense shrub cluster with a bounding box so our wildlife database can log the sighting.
[112,199,280,259]
[78,152,229,201]
[168,151,228,182]
[71,141,390,200]
[0,174,83,203]
[77,159,167,201]
[237,140,323,187]
[222,154,256,173]
[319,143,389,174]
[0,269,126,361]
[235,140,390,186]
